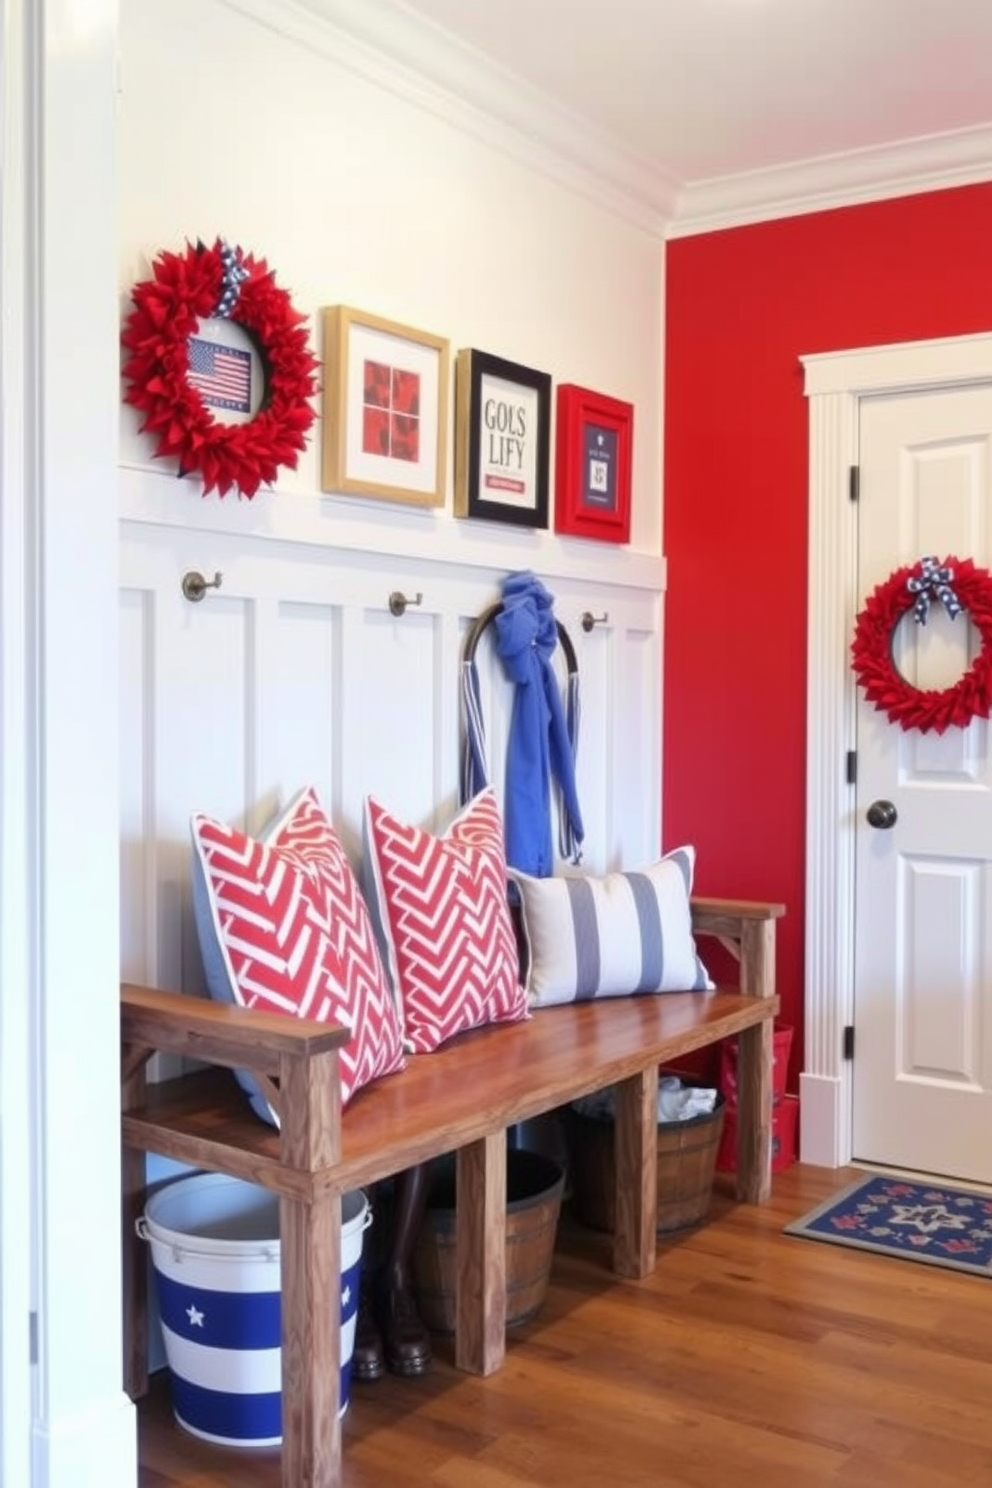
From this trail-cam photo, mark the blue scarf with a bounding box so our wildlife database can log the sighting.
[493,571,584,876]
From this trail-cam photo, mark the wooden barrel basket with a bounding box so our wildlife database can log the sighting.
[412,1147,565,1334]
[564,1091,726,1236]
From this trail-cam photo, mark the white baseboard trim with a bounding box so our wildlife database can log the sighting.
[33,1391,136,1488]
[798,1072,849,1168]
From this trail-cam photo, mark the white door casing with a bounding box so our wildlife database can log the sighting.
[802,331,992,1169]
[0,1,139,1485]
[853,387,992,1182]
[0,3,37,1484]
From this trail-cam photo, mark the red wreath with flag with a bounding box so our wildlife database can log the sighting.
[851,555,992,733]
[121,238,319,498]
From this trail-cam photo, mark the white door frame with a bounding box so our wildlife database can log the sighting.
[1,6,37,1483]
[1,2,136,1484]
[801,331,992,1168]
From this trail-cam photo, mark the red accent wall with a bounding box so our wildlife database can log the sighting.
[663,182,992,1088]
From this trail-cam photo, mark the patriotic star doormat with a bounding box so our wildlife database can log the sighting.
[785,1173,992,1276]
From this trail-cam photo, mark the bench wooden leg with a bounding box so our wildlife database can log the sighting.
[121,1141,149,1401]
[280,1188,341,1488]
[121,1051,151,1402]
[735,914,776,1204]
[455,1133,506,1375]
[734,1018,773,1203]
[612,1065,659,1279]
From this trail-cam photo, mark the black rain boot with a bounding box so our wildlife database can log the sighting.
[379,1163,432,1376]
[352,1284,385,1382]
[379,1270,432,1377]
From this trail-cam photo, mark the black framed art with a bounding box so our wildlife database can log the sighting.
[453,348,551,529]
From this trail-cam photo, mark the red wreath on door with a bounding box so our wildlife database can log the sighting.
[121,238,319,498]
[851,555,992,733]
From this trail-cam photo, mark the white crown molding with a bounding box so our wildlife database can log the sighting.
[216,0,679,235]
[218,0,992,239]
[669,123,992,238]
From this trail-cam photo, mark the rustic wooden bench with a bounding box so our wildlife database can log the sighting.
[121,895,783,1488]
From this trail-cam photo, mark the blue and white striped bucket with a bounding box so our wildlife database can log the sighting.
[139,1173,369,1447]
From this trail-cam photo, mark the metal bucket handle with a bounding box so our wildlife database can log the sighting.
[135,1199,370,1258]
[135,1215,279,1264]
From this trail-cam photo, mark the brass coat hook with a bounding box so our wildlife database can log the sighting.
[581,610,608,632]
[182,570,223,603]
[389,590,423,617]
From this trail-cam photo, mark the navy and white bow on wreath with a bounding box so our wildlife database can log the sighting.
[906,556,963,625]
[215,240,250,318]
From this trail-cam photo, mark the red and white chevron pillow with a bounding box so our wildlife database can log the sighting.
[363,787,528,1054]
[190,786,405,1121]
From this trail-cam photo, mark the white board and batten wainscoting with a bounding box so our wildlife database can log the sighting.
[119,469,665,1025]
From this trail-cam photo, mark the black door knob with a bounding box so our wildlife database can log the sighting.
[867,799,898,829]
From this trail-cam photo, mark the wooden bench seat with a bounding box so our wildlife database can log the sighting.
[121,895,783,1488]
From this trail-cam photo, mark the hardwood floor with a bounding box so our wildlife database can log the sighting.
[137,1162,992,1487]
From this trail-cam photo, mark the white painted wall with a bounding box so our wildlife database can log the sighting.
[118,0,670,978]
[118,0,666,555]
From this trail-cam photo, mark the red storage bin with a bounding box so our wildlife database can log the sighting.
[715,1092,798,1174]
[719,1022,793,1110]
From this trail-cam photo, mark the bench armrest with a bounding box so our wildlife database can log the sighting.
[690,896,785,929]
[690,897,785,1000]
[120,982,349,1076]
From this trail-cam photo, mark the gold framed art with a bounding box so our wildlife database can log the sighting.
[322,306,450,506]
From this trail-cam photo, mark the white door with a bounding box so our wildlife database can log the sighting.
[853,383,992,1183]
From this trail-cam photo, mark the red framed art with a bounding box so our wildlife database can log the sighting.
[553,383,633,543]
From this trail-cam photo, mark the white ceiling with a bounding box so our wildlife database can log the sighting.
[374,0,992,230]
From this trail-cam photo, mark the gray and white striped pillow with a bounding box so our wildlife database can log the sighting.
[509,846,712,1007]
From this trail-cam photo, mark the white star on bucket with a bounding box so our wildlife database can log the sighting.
[186,1304,205,1327]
